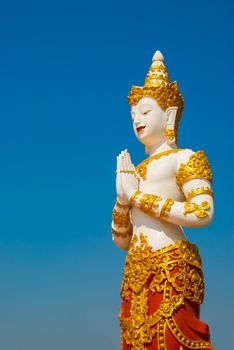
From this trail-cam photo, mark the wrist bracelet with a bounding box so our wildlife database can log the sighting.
[112,208,130,228]
[116,198,130,209]
[111,225,132,238]
[139,194,162,216]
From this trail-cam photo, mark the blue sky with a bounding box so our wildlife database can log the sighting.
[0,0,233,349]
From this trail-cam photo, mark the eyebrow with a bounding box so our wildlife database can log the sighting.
[139,104,153,110]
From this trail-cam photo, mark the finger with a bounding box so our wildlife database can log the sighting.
[126,151,135,172]
[125,151,130,171]
[119,153,126,187]
[126,152,132,171]
[117,155,121,172]
[120,152,124,170]
[124,151,128,170]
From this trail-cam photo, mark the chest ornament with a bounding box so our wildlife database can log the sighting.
[135,148,180,180]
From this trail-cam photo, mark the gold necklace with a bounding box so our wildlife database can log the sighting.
[135,148,181,180]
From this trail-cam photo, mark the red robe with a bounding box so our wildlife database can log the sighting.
[119,233,214,350]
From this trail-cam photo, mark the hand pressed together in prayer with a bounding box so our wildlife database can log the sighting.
[116,149,139,205]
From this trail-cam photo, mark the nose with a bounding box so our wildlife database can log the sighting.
[133,113,143,126]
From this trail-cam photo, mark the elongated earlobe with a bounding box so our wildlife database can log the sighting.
[164,107,178,145]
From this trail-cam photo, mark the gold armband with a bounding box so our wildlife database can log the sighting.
[159,198,175,218]
[111,225,132,238]
[139,193,162,216]
[112,208,130,228]
[186,186,214,202]
[176,150,212,189]
[183,201,210,218]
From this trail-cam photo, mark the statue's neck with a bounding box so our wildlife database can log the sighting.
[145,140,177,157]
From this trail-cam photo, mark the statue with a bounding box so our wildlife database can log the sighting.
[111,50,214,350]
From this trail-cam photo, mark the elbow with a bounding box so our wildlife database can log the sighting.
[186,211,214,228]
[197,205,215,227]
[182,198,214,228]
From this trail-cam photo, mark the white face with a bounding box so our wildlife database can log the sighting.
[131,97,167,147]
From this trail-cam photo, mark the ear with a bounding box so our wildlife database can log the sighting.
[165,107,178,129]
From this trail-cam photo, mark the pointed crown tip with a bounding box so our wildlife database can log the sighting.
[152,50,164,62]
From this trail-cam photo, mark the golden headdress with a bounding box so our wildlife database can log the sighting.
[128,50,184,143]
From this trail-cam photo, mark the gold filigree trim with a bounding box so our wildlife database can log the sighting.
[186,187,214,202]
[129,190,142,207]
[139,193,162,216]
[166,316,214,349]
[157,319,166,350]
[112,208,130,228]
[121,233,203,303]
[184,201,210,218]
[120,283,184,350]
[122,286,157,350]
[176,151,212,189]
[128,84,183,112]
[112,225,132,238]
[120,234,209,350]
[147,64,167,74]
[135,148,180,180]
[164,127,175,140]
[159,198,175,218]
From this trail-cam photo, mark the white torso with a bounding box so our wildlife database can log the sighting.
[130,149,189,250]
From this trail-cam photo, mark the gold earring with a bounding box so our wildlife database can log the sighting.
[164,127,175,144]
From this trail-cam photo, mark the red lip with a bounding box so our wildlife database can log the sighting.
[137,126,146,133]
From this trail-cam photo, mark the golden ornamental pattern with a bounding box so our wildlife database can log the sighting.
[166,316,213,349]
[176,151,212,189]
[111,225,132,238]
[128,84,183,112]
[139,193,162,216]
[164,127,175,140]
[121,233,203,303]
[112,208,130,228]
[119,233,210,350]
[184,201,210,218]
[186,186,214,202]
[159,198,175,218]
[135,148,180,180]
[129,190,142,207]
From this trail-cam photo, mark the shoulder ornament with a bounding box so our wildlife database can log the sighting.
[176,150,212,189]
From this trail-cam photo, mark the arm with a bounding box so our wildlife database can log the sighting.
[130,180,214,228]
[130,150,214,228]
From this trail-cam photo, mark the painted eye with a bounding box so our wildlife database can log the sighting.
[143,110,151,115]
